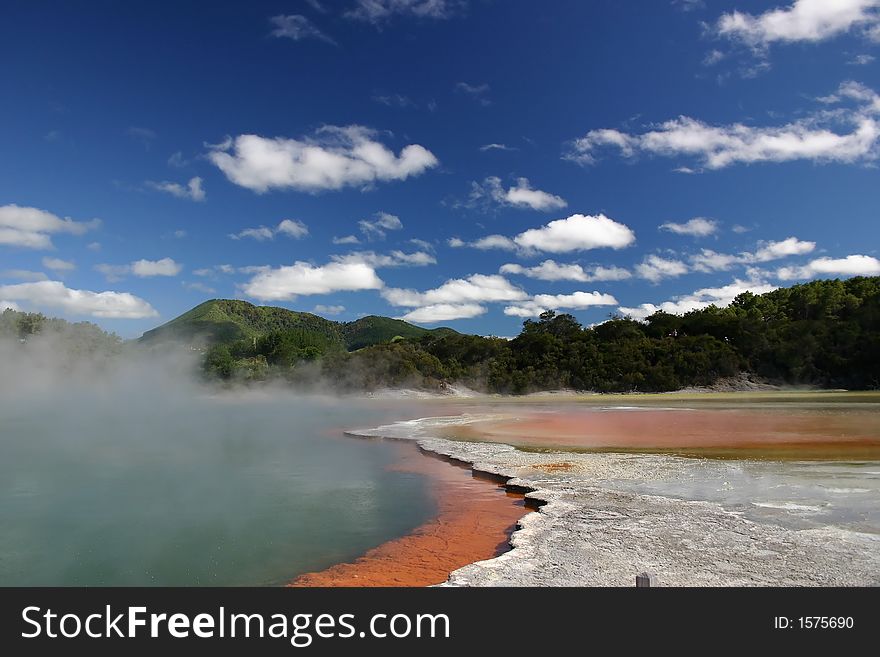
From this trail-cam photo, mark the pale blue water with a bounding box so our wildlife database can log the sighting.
[0,391,434,586]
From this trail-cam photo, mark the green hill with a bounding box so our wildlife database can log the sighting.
[139,299,457,351]
[341,315,457,350]
[139,299,343,346]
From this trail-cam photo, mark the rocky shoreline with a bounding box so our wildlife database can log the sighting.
[348,417,880,587]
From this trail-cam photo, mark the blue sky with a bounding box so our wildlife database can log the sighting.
[1,0,879,338]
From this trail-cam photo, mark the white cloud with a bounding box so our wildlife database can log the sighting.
[0,280,158,318]
[241,261,383,301]
[455,82,491,105]
[777,254,880,280]
[183,281,216,295]
[690,249,742,272]
[472,234,517,250]
[193,264,235,278]
[382,274,527,308]
[208,125,438,193]
[147,177,205,201]
[332,250,436,268]
[619,278,778,320]
[399,303,485,323]
[659,217,718,237]
[468,176,567,212]
[567,83,880,169]
[1,300,20,311]
[1,270,49,282]
[689,237,816,272]
[346,0,463,23]
[96,258,182,280]
[512,214,636,253]
[849,53,876,65]
[409,238,434,251]
[504,291,619,318]
[479,143,516,152]
[270,14,336,45]
[230,219,309,241]
[333,235,361,245]
[702,49,726,66]
[447,237,466,248]
[636,255,690,283]
[673,0,704,11]
[131,258,183,277]
[276,219,309,239]
[41,257,75,272]
[752,236,816,261]
[500,260,631,282]
[0,229,53,249]
[0,204,99,250]
[359,211,403,239]
[312,304,345,316]
[231,227,275,241]
[717,0,880,47]
[372,92,418,108]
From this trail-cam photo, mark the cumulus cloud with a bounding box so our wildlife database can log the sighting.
[688,237,816,273]
[241,261,384,301]
[0,204,100,250]
[333,235,361,245]
[504,291,619,318]
[207,125,438,193]
[41,257,76,273]
[359,211,403,240]
[447,237,466,248]
[636,255,690,283]
[131,258,183,277]
[96,258,182,281]
[752,236,816,261]
[331,250,436,268]
[312,304,345,316]
[566,83,880,169]
[512,214,636,253]
[147,177,205,202]
[777,254,880,280]
[230,227,274,241]
[0,280,158,318]
[467,176,567,212]
[463,214,635,254]
[500,260,631,282]
[1,270,49,282]
[346,0,464,24]
[659,217,719,237]
[183,281,216,295]
[619,278,778,320]
[471,234,517,250]
[690,249,743,272]
[382,274,527,309]
[230,219,309,241]
[270,14,336,45]
[399,303,485,323]
[716,0,880,47]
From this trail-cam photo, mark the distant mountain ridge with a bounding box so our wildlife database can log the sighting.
[138,299,457,351]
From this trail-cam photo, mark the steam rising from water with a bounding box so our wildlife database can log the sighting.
[0,336,434,585]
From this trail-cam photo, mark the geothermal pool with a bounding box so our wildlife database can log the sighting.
[0,392,441,586]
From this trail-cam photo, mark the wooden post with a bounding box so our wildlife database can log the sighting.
[636,572,656,587]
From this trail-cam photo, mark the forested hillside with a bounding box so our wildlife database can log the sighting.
[201,277,880,392]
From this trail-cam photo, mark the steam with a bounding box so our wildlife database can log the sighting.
[0,334,434,585]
